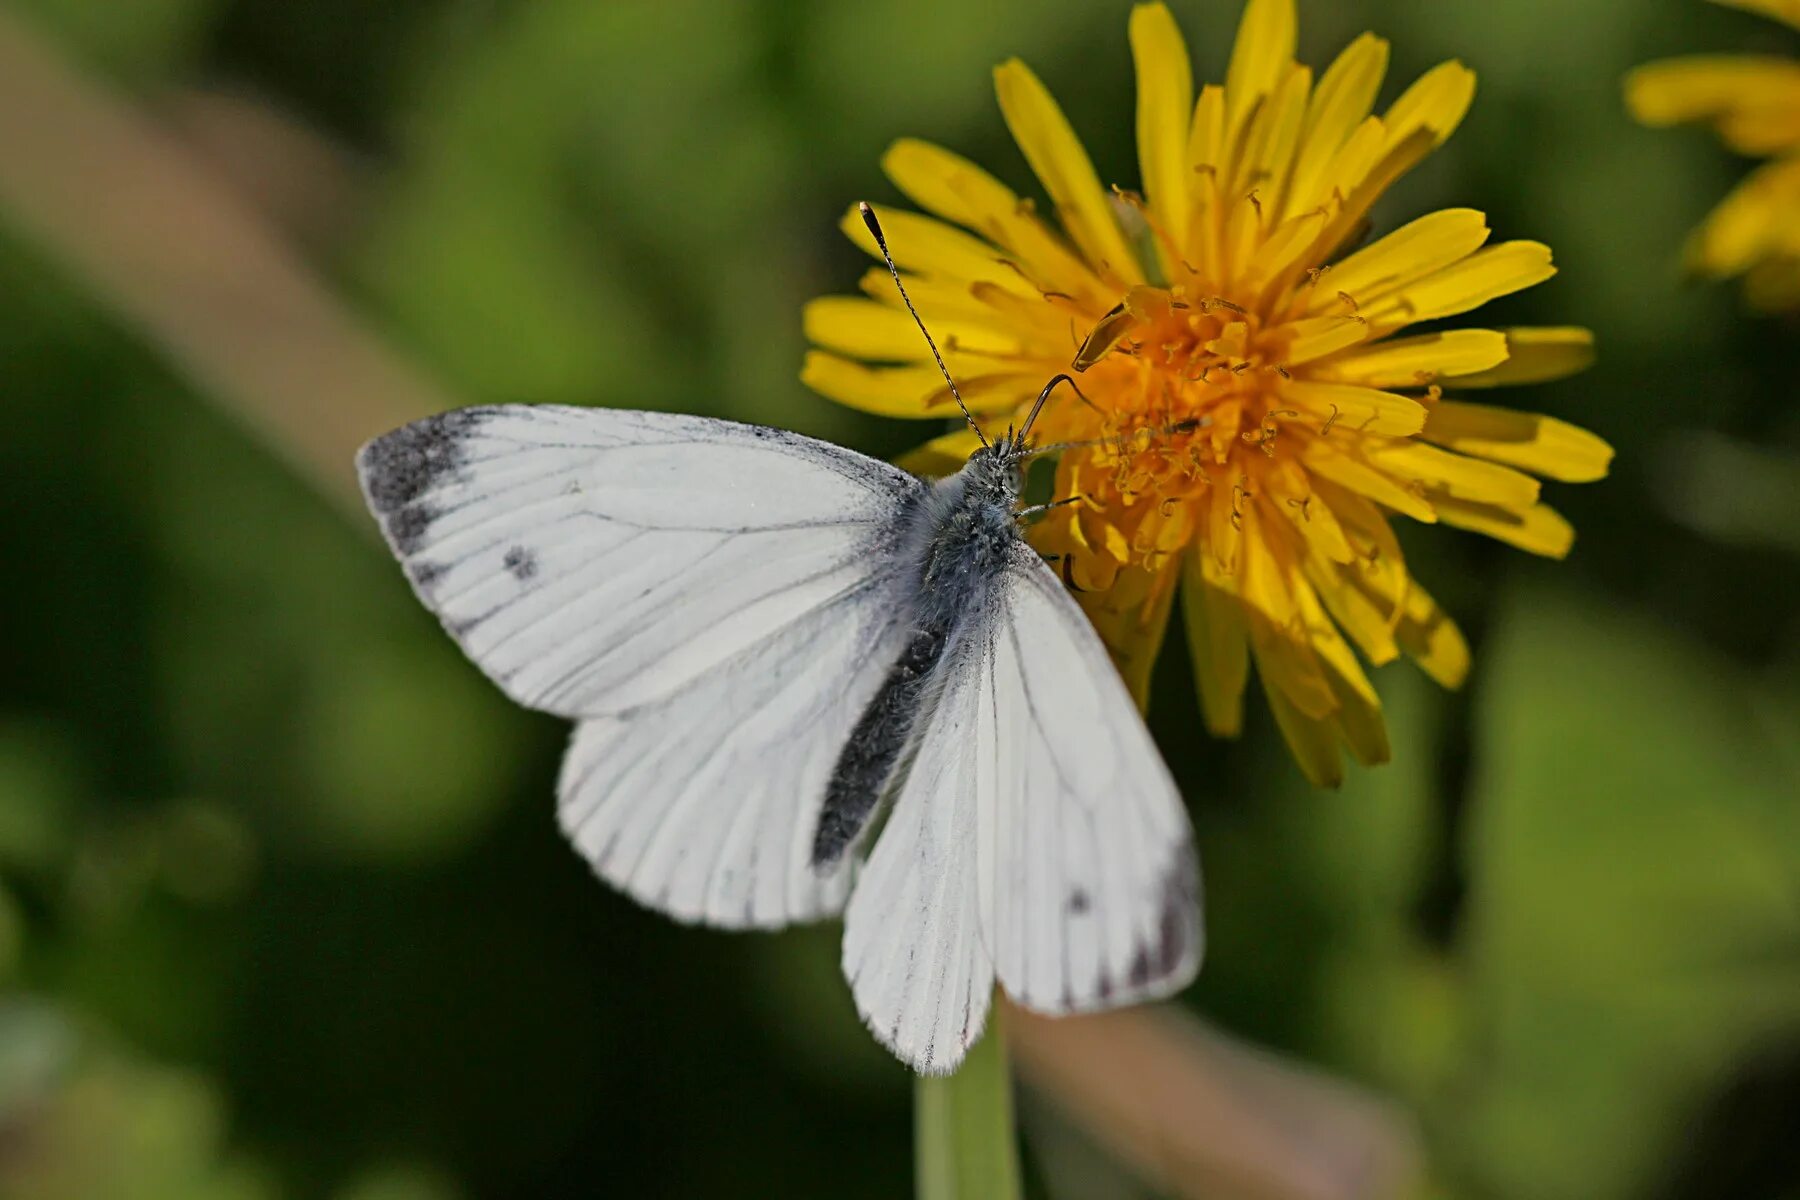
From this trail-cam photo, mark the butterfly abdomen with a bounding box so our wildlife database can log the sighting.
[811,622,947,867]
[810,451,1021,869]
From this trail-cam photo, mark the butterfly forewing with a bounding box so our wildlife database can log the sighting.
[358,404,923,926]
[358,405,920,719]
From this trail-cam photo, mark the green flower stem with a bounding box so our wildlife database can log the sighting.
[915,996,1022,1200]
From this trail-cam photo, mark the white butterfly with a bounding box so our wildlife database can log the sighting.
[355,211,1202,1074]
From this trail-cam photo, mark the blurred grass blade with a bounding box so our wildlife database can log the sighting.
[916,999,1022,1200]
[1009,1001,1423,1200]
[0,7,446,515]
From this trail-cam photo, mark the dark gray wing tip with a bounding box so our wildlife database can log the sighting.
[356,407,501,554]
[356,407,498,516]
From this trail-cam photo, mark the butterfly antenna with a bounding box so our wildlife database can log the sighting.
[859,202,988,449]
[1019,373,1088,440]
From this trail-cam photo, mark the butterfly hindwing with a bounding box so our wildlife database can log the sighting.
[843,546,1202,1072]
[978,556,1201,1014]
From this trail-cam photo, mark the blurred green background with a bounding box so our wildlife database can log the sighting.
[1,0,1796,1197]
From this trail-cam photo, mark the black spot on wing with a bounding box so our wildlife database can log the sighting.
[1118,840,1203,995]
[1065,888,1091,915]
[503,545,538,581]
[1156,843,1200,977]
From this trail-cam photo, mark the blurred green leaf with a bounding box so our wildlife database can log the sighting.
[8,0,219,80]
[139,393,532,866]
[0,1008,275,1200]
[1452,584,1800,1200]
[1659,432,1800,558]
[0,721,80,874]
[0,1000,77,1110]
[364,1,787,413]
[299,637,525,863]
[333,1162,462,1200]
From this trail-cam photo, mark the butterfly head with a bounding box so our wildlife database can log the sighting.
[962,436,1027,502]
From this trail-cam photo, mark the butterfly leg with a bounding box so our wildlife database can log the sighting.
[1015,494,1085,521]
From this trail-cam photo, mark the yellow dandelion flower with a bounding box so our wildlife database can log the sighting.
[1627,0,1800,309]
[802,0,1612,786]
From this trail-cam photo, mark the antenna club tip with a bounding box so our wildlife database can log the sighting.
[858,201,885,242]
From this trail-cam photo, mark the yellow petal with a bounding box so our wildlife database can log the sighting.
[1423,401,1614,482]
[1433,498,1576,557]
[882,138,1024,233]
[1625,56,1800,153]
[1186,83,1228,176]
[1714,0,1800,30]
[1207,461,1245,576]
[1181,557,1250,736]
[1381,60,1477,151]
[1283,315,1371,365]
[1184,87,1235,265]
[1186,87,1228,272]
[1362,241,1556,330]
[1243,208,1328,293]
[995,59,1144,285]
[1281,380,1428,437]
[803,296,1022,360]
[1301,61,1473,263]
[1687,157,1800,277]
[1393,578,1470,688]
[1316,208,1491,313]
[1306,557,1400,666]
[856,267,992,323]
[1286,33,1391,221]
[1236,506,1303,629]
[1221,187,1267,286]
[800,351,1039,417]
[894,428,984,478]
[1298,585,1390,767]
[1744,256,1800,310]
[1712,104,1800,159]
[840,204,1030,294]
[1237,63,1311,203]
[1450,326,1596,387]
[1262,677,1344,786]
[1250,616,1338,721]
[1264,461,1356,563]
[1077,560,1179,707]
[1310,124,1437,264]
[1308,329,1509,387]
[1299,492,1410,666]
[1131,3,1195,276]
[1311,114,1387,214]
[1301,436,1438,522]
[1369,441,1542,510]
[880,140,1107,305]
[1225,0,1298,140]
